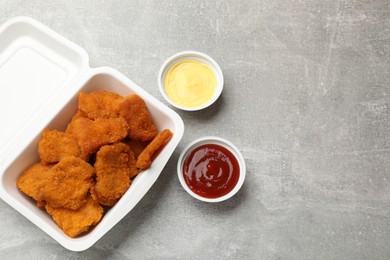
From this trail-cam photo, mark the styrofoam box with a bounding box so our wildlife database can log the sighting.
[0,17,184,251]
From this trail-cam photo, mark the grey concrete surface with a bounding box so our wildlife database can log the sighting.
[1,0,390,259]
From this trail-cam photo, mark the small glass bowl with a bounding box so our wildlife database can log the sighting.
[177,136,246,202]
[158,51,224,111]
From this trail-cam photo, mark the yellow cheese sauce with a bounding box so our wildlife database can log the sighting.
[164,60,217,108]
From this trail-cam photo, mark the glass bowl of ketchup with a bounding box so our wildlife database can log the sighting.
[177,136,246,202]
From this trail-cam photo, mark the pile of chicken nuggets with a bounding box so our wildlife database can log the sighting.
[17,91,173,237]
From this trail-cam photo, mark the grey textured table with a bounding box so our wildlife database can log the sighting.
[1,0,390,259]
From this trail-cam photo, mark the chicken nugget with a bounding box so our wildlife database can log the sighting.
[92,143,137,206]
[67,110,87,126]
[119,94,157,141]
[66,117,128,159]
[78,91,124,119]
[17,162,52,202]
[127,139,150,159]
[90,186,118,207]
[38,129,81,163]
[65,111,91,160]
[96,142,137,179]
[136,129,173,170]
[42,156,94,210]
[45,197,103,238]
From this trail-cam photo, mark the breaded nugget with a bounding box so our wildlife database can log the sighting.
[67,110,87,126]
[46,197,103,238]
[38,129,81,163]
[95,143,137,179]
[78,91,124,119]
[17,162,52,202]
[119,94,157,141]
[127,139,150,159]
[136,129,173,170]
[42,156,94,210]
[90,186,118,207]
[92,143,137,206]
[64,111,88,145]
[66,117,128,159]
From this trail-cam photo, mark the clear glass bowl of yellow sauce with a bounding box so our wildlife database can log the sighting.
[158,51,224,111]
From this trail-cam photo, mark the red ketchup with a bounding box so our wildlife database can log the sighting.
[183,144,240,199]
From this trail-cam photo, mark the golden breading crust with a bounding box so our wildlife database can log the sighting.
[90,186,118,207]
[38,129,81,163]
[127,139,150,159]
[78,91,124,119]
[92,143,137,206]
[42,156,94,210]
[17,162,52,202]
[119,94,158,141]
[66,117,128,159]
[45,197,103,238]
[66,110,87,131]
[136,129,173,170]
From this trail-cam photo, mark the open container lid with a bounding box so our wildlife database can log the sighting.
[0,17,89,166]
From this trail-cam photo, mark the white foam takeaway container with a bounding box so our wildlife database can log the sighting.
[0,17,184,251]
